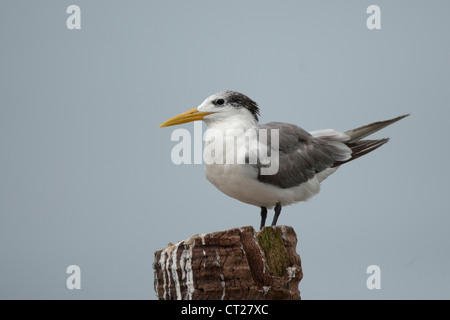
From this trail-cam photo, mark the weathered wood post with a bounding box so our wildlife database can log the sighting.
[153,225,302,300]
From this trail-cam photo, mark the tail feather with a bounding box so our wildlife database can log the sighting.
[345,114,410,143]
[332,138,389,167]
[327,114,409,167]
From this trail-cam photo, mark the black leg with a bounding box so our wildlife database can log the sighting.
[271,203,282,226]
[260,207,267,230]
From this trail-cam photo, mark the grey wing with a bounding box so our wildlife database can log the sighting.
[254,122,348,189]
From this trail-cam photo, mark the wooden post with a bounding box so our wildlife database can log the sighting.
[153,225,302,300]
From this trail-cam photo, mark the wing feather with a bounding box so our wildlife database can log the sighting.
[255,122,350,189]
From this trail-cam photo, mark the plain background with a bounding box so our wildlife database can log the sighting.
[1,0,449,299]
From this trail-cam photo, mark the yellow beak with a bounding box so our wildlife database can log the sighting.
[159,107,213,128]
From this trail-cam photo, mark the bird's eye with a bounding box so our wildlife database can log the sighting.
[216,99,225,105]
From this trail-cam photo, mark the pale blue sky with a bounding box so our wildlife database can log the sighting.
[1,1,449,299]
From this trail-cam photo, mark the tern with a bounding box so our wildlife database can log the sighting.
[160,90,408,229]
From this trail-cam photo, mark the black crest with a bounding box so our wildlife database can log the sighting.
[222,91,260,122]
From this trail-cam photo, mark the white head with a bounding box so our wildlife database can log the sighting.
[159,91,260,129]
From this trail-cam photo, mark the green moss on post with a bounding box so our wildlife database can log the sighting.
[257,227,287,277]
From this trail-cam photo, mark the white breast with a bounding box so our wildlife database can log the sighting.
[205,162,322,209]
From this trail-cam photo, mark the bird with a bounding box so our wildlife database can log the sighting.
[159,90,409,229]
